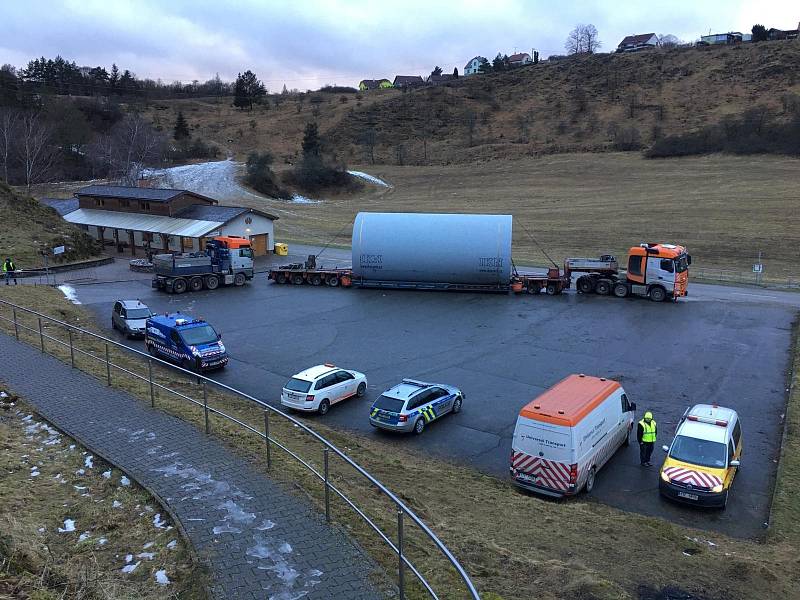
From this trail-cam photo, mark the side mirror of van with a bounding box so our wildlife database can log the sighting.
[662,445,669,452]
[730,460,740,467]
[629,402,637,412]
[218,332,223,340]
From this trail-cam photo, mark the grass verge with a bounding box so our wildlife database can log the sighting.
[0,392,206,599]
[1,286,799,600]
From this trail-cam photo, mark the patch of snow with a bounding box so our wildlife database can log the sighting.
[256,519,276,531]
[143,159,267,203]
[76,468,85,476]
[166,540,177,550]
[58,519,75,533]
[102,470,112,479]
[219,499,255,524]
[73,485,87,490]
[84,456,93,468]
[120,476,130,487]
[142,541,155,549]
[153,513,167,529]
[347,170,390,187]
[213,524,241,535]
[98,538,108,545]
[69,444,75,450]
[290,194,321,204]
[155,570,170,585]
[125,554,133,563]
[246,542,271,560]
[38,527,46,533]
[121,561,140,574]
[57,285,82,305]
[78,532,91,542]
[137,552,155,560]
[279,542,292,554]
[112,500,123,508]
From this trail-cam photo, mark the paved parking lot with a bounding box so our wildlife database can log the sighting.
[71,250,798,539]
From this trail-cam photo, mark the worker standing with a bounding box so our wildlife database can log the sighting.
[637,411,657,467]
[3,257,17,285]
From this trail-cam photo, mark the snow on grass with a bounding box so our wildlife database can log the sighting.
[121,561,140,574]
[102,470,111,479]
[290,193,321,204]
[112,500,122,508]
[166,540,177,550]
[57,285,81,305]
[58,519,75,533]
[137,552,155,560]
[120,476,130,487]
[78,532,91,542]
[153,513,168,529]
[84,455,93,468]
[212,524,241,535]
[155,570,170,585]
[348,170,390,187]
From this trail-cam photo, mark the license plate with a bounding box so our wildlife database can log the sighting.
[677,491,699,501]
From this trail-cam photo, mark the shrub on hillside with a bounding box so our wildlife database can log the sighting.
[244,152,290,199]
[284,122,362,194]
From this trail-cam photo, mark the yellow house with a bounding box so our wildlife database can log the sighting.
[358,79,393,91]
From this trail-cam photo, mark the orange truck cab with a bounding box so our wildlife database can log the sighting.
[625,243,690,301]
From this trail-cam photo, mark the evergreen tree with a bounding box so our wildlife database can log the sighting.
[453,67,459,78]
[478,57,492,73]
[109,63,120,93]
[233,70,266,110]
[430,65,443,78]
[751,24,768,42]
[301,122,321,157]
[173,111,190,140]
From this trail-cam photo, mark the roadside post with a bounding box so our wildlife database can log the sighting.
[753,251,763,285]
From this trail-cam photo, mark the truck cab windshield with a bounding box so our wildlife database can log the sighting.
[669,435,727,468]
[240,248,254,259]
[180,324,219,346]
[675,255,689,273]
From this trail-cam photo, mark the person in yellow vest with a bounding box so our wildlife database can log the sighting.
[3,257,17,285]
[637,411,657,466]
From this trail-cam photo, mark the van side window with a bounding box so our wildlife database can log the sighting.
[732,420,742,446]
[170,331,181,345]
[728,439,736,463]
[659,259,674,273]
[628,255,642,276]
[621,394,631,412]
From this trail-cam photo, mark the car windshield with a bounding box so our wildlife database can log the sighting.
[669,435,727,468]
[675,255,689,273]
[241,248,254,259]
[284,378,312,393]
[373,395,406,413]
[126,308,151,319]
[179,324,218,346]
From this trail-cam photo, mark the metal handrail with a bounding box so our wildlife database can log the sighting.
[0,299,480,600]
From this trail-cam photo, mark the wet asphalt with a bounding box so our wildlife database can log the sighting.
[70,249,798,540]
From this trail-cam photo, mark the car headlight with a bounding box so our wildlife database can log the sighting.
[711,484,724,493]
[660,471,670,482]
[218,342,225,353]
[190,346,201,357]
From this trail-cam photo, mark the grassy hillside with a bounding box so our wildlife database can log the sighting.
[146,40,800,166]
[0,182,100,269]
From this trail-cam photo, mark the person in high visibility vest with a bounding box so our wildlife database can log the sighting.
[3,257,17,285]
[637,411,657,467]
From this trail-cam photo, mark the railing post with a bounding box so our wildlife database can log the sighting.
[148,359,155,407]
[398,508,405,600]
[105,343,111,385]
[12,308,18,340]
[203,380,209,434]
[264,410,271,470]
[38,317,44,352]
[68,328,75,368]
[324,448,330,523]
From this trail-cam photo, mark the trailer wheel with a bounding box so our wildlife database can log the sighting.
[526,282,541,294]
[205,274,219,290]
[327,275,340,287]
[189,277,204,292]
[291,273,304,285]
[546,282,559,296]
[595,279,611,296]
[276,272,287,284]
[577,277,595,294]
[612,282,629,298]
[234,273,246,286]
[310,274,322,286]
[649,286,666,302]
[172,278,187,294]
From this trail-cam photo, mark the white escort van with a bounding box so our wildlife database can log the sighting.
[510,374,637,496]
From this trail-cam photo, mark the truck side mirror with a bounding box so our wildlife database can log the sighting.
[630,402,637,412]
[662,445,669,452]
[730,460,740,467]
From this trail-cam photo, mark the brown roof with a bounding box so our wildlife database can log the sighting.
[619,33,656,46]
[393,75,423,85]
[508,53,530,62]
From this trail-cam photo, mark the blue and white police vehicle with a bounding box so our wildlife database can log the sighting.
[369,379,464,434]
[145,313,227,372]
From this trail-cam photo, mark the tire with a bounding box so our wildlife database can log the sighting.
[585,467,597,493]
[189,277,203,292]
[291,273,304,285]
[317,399,330,415]
[276,273,287,284]
[452,395,463,414]
[181,358,194,372]
[612,282,629,298]
[526,283,540,295]
[720,490,729,511]
[413,418,425,435]
[356,382,367,397]
[577,277,595,294]
[649,286,667,302]
[310,274,322,286]
[111,319,117,331]
[595,279,611,296]
[172,278,187,294]
[234,272,246,286]
[147,342,156,356]
[205,274,219,290]
[327,276,339,287]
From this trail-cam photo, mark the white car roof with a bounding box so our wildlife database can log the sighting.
[119,299,148,309]
[677,404,737,444]
[383,380,431,400]
[293,364,340,382]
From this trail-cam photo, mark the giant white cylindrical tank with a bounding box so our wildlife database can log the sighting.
[351,212,513,285]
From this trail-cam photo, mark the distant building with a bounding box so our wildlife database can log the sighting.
[427,73,454,85]
[508,52,533,66]
[767,24,799,40]
[617,33,659,52]
[700,32,743,45]
[392,75,423,88]
[358,79,393,91]
[464,56,486,76]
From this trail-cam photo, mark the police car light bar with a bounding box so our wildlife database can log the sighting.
[401,378,431,387]
[686,415,728,427]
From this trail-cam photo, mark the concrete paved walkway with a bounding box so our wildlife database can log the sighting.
[0,332,384,600]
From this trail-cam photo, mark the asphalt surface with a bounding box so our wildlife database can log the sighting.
[66,247,798,540]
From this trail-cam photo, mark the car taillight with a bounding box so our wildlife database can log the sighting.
[569,463,578,483]
[398,415,408,422]
[306,395,315,402]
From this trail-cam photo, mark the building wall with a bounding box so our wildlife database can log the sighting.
[168,193,214,216]
[76,192,213,216]
[218,212,275,251]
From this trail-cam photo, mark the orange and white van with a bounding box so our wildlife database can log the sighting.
[510,374,637,496]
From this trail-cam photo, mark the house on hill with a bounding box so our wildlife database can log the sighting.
[464,56,486,75]
[699,32,743,45]
[508,52,532,66]
[392,75,423,88]
[358,79,392,91]
[428,73,454,85]
[42,185,277,257]
[616,33,659,52]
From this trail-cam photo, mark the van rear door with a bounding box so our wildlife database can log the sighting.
[511,417,573,492]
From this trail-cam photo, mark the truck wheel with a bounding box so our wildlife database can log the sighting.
[577,277,595,294]
[291,273,304,285]
[234,273,246,286]
[310,274,322,286]
[173,278,187,294]
[205,275,219,290]
[585,467,597,493]
[317,399,330,415]
[546,282,558,295]
[526,282,540,294]
[276,272,287,284]
[189,277,203,292]
[649,286,666,302]
[612,282,629,298]
[595,280,611,295]
[327,275,339,287]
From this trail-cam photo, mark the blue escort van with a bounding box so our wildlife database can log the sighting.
[145,313,228,372]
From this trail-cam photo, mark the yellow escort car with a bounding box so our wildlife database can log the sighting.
[659,404,742,509]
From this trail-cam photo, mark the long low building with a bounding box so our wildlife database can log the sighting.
[42,185,278,256]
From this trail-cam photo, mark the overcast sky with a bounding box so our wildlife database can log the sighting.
[2,1,798,90]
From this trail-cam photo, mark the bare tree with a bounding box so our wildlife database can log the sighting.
[566,26,585,54]
[566,24,601,54]
[0,108,19,183]
[658,34,682,48]
[17,112,57,192]
[358,126,377,164]
[395,143,406,166]
[109,114,166,185]
[582,24,601,53]
[464,110,477,147]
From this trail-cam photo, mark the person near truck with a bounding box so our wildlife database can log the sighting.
[637,411,657,467]
[3,257,17,285]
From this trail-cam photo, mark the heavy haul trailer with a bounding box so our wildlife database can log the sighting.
[153,236,255,294]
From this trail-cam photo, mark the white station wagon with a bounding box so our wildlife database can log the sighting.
[281,364,367,415]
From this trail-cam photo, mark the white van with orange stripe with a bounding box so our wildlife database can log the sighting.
[510,374,637,496]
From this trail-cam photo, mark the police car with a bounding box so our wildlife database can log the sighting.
[369,379,464,434]
[145,313,228,372]
[659,404,742,509]
[281,364,367,415]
